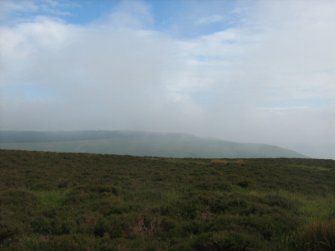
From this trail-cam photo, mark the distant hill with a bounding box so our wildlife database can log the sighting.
[0,130,306,158]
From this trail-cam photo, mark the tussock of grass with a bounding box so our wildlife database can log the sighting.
[292,219,335,251]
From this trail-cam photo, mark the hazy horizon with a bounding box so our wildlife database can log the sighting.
[1,0,334,159]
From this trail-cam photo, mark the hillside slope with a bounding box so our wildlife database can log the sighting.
[0,131,306,158]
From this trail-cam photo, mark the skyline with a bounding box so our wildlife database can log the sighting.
[0,0,334,159]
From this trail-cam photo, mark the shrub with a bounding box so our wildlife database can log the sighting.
[210,159,229,166]
[94,216,128,239]
[8,234,96,251]
[193,231,261,251]
[0,221,19,243]
[262,194,296,210]
[234,160,247,167]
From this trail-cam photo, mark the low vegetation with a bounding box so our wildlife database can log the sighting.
[0,150,334,250]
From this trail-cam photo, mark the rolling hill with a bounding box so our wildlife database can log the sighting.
[0,130,306,158]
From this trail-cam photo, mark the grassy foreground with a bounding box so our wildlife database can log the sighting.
[0,150,334,251]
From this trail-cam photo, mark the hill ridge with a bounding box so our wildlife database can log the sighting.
[0,130,306,158]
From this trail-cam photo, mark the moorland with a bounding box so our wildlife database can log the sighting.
[0,150,334,250]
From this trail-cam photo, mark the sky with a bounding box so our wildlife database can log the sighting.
[0,0,334,159]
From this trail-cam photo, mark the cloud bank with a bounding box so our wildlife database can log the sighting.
[0,0,334,158]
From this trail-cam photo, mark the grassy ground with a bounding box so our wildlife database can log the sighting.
[0,150,334,251]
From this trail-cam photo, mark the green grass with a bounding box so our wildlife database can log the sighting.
[33,190,70,207]
[299,196,335,221]
[0,150,334,251]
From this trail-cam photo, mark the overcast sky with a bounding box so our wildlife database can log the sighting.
[0,0,334,158]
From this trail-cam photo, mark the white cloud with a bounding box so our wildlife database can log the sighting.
[0,0,334,158]
[196,14,225,25]
[95,0,154,30]
[0,0,38,20]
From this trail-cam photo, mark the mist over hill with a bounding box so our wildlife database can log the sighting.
[0,131,306,158]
